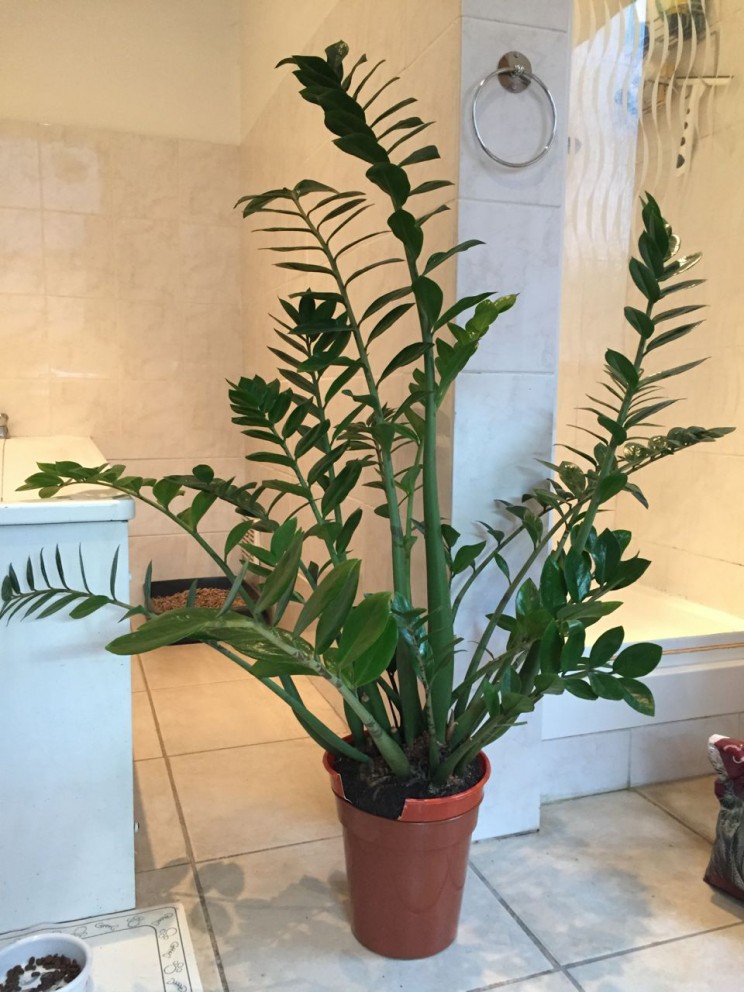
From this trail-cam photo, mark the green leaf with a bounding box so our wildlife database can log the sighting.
[336,591,392,667]
[589,626,625,666]
[606,347,640,386]
[540,556,567,614]
[564,549,591,602]
[451,541,486,576]
[424,239,483,275]
[333,132,388,165]
[592,529,622,584]
[361,286,411,322]
[539,621,563,674]
[560,621,586,671]
[225,521,255,557]
[516,578,540,618]
[597,416,628,446]
[108,607,219,654]
[69,595,112,619]
[388,209,423,258]
[295,558,360,639]
[378,342,430,382]
[645,321,702,353]
[410,179,454,196]
[366,163,411,205]
[255,533,304,613]
[564,678,598,701]
[628,258,660,302]
[412,275,443,327]
[435,292,495,330]
[152,479,183,507]
[399,144,440,167]
[346,615,398,687]
[588,671,625,701]
[620,677,655,715]
[659,277,705,299]
[367,303,414,344]
[613,642,663,678]
[109,546,120,599]
[321,460,364,516]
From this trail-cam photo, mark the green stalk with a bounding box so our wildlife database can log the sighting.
[294,195,422,742]
[209,642,371,763]
[402,252,454,749]
[571,327,649,556]
[53,479,257,612]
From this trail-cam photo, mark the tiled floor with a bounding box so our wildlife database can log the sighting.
[132,644,744,992]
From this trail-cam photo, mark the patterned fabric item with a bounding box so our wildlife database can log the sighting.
[704,734,744,902]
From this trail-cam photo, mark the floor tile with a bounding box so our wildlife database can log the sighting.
[470,791,744,964]
[570,923,744,991]
[135,863,222,992]
[150,677,346,755]
[131,656,145,692]
[171,738,340,861]
[197,837,551,992]
[636,775,719,842]
[502,975,579,992]
[140,642,250,689]
[134,758,189,872]
[132,691,162,760]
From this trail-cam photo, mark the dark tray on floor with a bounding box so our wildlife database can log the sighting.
[147,575,262,644]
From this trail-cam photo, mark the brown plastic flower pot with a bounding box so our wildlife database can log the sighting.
[323,750,491,959]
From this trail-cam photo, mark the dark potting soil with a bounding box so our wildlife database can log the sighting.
[0,954,81,992]
[335,736,482,820]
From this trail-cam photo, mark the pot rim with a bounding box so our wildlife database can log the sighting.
[323,746,491,822]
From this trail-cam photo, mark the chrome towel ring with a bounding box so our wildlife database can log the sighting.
[471,51,557,170]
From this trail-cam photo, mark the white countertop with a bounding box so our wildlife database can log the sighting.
[0,436,133,524]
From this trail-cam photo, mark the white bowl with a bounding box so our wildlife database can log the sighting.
[0,932,92,991]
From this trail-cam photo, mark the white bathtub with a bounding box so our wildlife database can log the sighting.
[0,436,135,933]
[542,584,744,801]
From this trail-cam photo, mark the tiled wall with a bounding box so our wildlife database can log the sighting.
[239,0,462,601]
[0,121,246,597]
[451,2,573,837]
[557,1,743,616]
[611,1,743,615]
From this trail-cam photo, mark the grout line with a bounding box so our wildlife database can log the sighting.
[632,787,716,844]
[462,968,564,992]
[192,833,343,867]
[153,734,311,761]
[562,919,744,972]
[458,194,562,210]
[464,14,567,35]
[468,861,577,982]
[138,657,231,992]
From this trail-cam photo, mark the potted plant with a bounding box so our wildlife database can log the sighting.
[0,41,732,959]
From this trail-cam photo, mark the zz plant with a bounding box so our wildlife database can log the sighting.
[0,42,732,794]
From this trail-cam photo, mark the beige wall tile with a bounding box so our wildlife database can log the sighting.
[117,298,181,380]
[43,211,115,297]
[0,294,47,377]
[0,207,44,293]
[180,223,241,303]
[50,376,120,440]
[0,378,50,435]
[48,296,120,378]
[111,133,179,219]
[116,218,180,301]
[40,125,114,214]
[178,139,241,223]
[0,121,41,209]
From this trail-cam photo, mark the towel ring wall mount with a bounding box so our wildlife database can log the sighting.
[471,51,557,170]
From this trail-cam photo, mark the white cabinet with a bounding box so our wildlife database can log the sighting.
[0,437,135,933]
